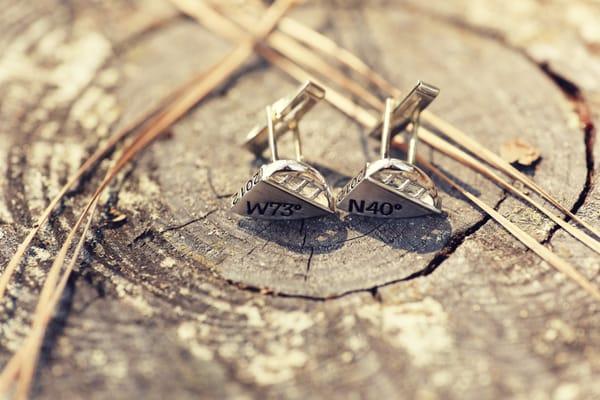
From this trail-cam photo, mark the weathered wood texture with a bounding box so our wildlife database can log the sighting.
[0,0,599,399]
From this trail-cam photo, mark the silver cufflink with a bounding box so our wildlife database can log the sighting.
[336,81,442,218]
[231,81,335,219]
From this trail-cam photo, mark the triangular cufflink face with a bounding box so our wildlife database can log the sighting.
[336,159,442,218]
[231,160,335,220]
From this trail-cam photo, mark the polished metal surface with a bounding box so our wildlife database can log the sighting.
[232,81,335,219]
[337,81,442,218]
[242,81,325,157]
[336,159,441,218]
[231,160,335,219]
[372,81,439,164]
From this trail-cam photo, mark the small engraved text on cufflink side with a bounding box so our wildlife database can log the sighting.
[337,166,367,204]
[231,169,263,206]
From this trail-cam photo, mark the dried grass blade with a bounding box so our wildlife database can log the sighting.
[393,132,600,254]
[14,198,99,399]
[417,131,600,254]
[258,45,379,127]
[170,0,379,128]
[9,108,182,396]
[213,2,401,98]
[182,1,384,110]
[278,18,402,97]
[423,112,600,239]
[170,0,243,41]
[422,160,600,302]
[267,31,384,109]
[0,194,100,395]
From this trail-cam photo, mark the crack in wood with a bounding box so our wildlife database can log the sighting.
[129,209,217,246]
[536,65,596,243]
[198,165,233,199]
[158,209,218,234]
[303,247,315,282]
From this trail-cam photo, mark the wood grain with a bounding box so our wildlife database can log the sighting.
[0,1,598,399]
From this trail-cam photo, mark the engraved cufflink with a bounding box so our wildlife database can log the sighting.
[336,81,442,218]
[231,81,335,220]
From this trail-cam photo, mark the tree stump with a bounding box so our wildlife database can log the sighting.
[1,1,599,398]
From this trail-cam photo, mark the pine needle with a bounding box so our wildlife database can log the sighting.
[278,17,402,98]
[423,111,600,240]
[418,132,600,254]
[423,160,600,302]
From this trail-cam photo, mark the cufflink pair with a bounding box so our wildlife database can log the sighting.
[230,81,442,220]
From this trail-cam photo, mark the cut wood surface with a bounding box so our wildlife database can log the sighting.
[0,1,599,399]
